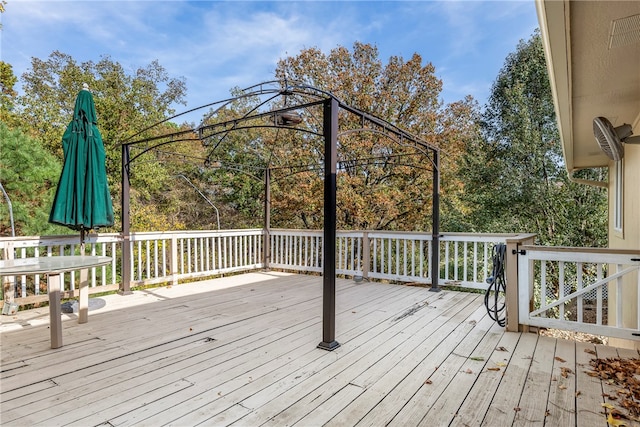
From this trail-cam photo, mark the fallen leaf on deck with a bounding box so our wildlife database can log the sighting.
[560,367,573,378]
[425,379,432,384]
[558,384,567,390]
[575,391,582,397]
[584,348,597,355]
[496,362,507,367]
[514,407,521,412]
[607,412,628,426]
[554,356,566,363]
[487,367,501,371]
[545,410,551,416]
[602,403,616,410]
[496,346,509,352]
[470,357,485,361]
[464,369,473,374]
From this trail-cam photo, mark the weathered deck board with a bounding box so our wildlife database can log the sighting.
[0,271,636,427]
[512,335,556,426]
[481,329,541,426]
[575,341,607,426]
[384,307,497,426]
[412,316,505,425]
[450,329,522,426]
[116,282,444,427]
[545,335,577,426]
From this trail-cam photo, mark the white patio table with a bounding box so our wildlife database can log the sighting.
[0,256,112,348]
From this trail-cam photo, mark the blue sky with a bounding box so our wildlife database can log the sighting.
[1,1,539,122]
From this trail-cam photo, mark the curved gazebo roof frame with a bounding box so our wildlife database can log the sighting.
[119,80,441,351]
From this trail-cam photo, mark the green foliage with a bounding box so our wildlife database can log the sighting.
[196,95,268,229]
[0,61,19,128]
[2,38,608,246]
[0,123,69,235]
[456,31,607,247]
[18,52,187,172]
[12,51,197,233]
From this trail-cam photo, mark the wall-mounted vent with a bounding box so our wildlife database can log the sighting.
[609,14,640,49]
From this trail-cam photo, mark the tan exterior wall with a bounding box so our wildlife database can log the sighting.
[608,143,640,349]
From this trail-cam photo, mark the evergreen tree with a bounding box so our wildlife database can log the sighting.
[0,124,67,236]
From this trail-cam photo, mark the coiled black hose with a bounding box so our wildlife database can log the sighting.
[485,243,507,327]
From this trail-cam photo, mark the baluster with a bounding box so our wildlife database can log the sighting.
[596,264,603,325]
[558,261,565,320]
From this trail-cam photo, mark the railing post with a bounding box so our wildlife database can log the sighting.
[2,241,15,307]
[505,234,536,332]
[362,231,370,280]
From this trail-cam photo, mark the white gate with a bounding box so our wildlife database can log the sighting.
[518,246,640,340]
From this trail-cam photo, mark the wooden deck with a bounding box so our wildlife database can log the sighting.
[1,272,638,426]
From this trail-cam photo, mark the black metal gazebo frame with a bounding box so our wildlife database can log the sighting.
[120,81,440,351]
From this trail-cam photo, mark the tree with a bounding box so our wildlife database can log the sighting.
[13,51,201,232]
[17,52,187,170]
[262,42,478,231]
[457,31,607,247]
[0,123,67,236]
[0,61,19,127]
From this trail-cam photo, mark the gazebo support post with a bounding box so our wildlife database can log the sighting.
[263,167,271,271]
[120,144,132,295]
[318,97,340,351]
[430,150,441,292]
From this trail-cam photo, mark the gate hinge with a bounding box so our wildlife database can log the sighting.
[512,249,526,255]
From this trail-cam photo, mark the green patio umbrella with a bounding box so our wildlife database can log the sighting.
[49,85,114,245]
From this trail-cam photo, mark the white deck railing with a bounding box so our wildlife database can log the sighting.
[0,234,121,303]
[1,229,511,305]
[0,230,263,304]
[267,229,513,289]
[517,246,640,341]
[130,229,263,285]
[2,229,638,341]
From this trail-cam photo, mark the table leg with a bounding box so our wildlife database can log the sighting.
[48,273,63,349]
[79,268,89,324]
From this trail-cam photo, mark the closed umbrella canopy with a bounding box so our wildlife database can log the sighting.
[49,87,114,237]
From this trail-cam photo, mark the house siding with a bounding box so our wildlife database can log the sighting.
[608,143,640,349]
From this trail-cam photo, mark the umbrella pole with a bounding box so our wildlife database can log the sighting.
[80,228,86,255]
